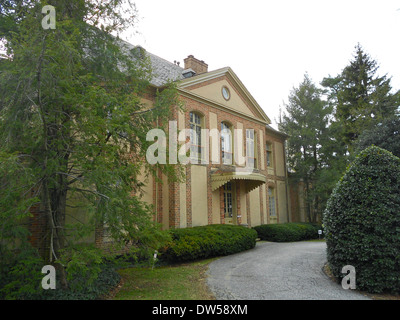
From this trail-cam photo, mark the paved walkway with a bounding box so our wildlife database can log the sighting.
[206,241,371,300]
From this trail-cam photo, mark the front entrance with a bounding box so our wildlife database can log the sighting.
[223,181,236,225]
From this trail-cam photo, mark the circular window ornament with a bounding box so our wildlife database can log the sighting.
[222,86,230,101]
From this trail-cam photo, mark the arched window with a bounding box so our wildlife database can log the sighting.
[221,122,233,165]
[190,112,203,161]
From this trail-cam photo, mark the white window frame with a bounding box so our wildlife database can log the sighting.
[189,112,204,162]
[268,188,276,216]
[221,122,233,165]
[246,129,257,169]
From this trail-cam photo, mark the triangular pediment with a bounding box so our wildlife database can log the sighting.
[178,68,271,124]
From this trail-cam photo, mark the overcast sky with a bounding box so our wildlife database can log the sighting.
[124,1,400,128]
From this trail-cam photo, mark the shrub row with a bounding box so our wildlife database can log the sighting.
[161,224,258,263]
[253,223,322,242]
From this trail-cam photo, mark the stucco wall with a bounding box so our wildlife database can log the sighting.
[239,184,247,225]
[261,184,267,224]
[191,165,208,226]
[211,189,220,224]
[249,187,261,226]
[191,79,255,117]
[139,169,153,208]
[277,180,288,223]
[274,141,285,177]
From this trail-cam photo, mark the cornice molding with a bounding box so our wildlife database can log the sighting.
[179,67,271,124]
[178,88,268,126]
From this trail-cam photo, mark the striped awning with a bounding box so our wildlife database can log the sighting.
[211,171,266,193]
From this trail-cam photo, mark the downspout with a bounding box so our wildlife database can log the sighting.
[283,140,291,223]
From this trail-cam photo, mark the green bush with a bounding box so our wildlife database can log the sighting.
[39,263,121,300]
[323,146,400,294]
[253,223,321,242]
[161,224,257,263]
[0,246,44,300]
[0,250,121,300]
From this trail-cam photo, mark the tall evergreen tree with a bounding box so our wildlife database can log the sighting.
[355,114,400,158]
[279,74,337,222]
[0,0,181,293]
[322,44,400,151]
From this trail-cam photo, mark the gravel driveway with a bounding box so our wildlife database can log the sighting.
[206,241,371,300]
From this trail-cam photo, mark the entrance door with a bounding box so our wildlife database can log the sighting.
[223,181,236,224]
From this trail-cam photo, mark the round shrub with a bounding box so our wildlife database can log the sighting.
[253,223,321,242]
[323,146,400,294]
[161,224,257,263]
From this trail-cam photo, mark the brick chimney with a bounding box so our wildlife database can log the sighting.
[184,55,208,74]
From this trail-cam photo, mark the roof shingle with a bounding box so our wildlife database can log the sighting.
[119,40,185,87]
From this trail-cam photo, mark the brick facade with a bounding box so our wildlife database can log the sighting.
[148,70,291,231]
[49,53,291,250]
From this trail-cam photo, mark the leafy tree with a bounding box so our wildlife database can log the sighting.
[279,74,340,222]
[322,44,400,152]
[0,0,181,293]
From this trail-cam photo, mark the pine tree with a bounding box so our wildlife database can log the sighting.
[355,114,400,158]
[322,44,400,151]
[279,74,336,222]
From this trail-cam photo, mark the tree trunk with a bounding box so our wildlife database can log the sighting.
[42,178,69,290]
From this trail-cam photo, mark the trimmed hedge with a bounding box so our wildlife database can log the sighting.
[161,224,258,263]
[323,146,400,294]
[253,223,321,242]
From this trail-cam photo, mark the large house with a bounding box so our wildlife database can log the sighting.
[30,43,297,253]
[106,44,293,232]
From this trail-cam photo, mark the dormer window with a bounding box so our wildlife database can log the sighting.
[182,69,196,78]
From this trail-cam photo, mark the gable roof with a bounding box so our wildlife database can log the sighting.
[120,40,272,125]
[178,67,271,124]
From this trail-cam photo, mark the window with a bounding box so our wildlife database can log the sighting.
[221,122,233,165]
[189,112,203,161]
[246,129,257,168]
[268,188,276,216]
[222,86,230,101]
[266,143,273,167]
[223,182,234,223]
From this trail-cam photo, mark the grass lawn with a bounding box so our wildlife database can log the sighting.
[112,259,216,300]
